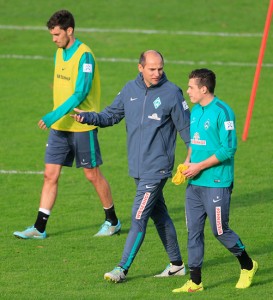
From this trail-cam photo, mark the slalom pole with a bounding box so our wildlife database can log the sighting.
[242,0,273,141]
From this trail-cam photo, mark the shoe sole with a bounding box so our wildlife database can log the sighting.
[154,272,186,277]
[104,275,125,283]
[173,287,204,293]
[13,233,46,240]
[94,229,121,237]
[14,235,46,240]
[154,266,186,277]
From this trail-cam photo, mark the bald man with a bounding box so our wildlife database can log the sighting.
[71,50,191,283]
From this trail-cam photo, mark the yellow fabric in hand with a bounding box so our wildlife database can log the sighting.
[172,164,188,185]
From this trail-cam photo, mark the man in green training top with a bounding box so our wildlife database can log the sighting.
[173,68,258,293]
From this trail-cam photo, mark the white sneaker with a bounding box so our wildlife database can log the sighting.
[13,226,47,240]
[104,267,126,283]
[154,263,186,277]
[94,220,121,237]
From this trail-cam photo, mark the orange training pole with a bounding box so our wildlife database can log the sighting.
[242,0,273,141]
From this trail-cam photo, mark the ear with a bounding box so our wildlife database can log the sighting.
[67,27,73,36]
[138,64,143,72]
[201,85,208,94]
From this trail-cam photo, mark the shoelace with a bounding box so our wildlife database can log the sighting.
[113,267,123,274]
[101,222,111,229]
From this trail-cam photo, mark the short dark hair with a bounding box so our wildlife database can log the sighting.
[139,50,164,67]
[189,68,216,93]
[46,10,75,31]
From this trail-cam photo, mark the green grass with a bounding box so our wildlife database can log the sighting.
[1,0,273,299]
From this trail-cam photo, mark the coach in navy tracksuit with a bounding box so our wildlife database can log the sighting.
[71,50,191,282]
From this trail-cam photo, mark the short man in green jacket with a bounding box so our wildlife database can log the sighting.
[173,68,258,293]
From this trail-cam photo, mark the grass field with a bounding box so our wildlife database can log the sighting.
[1,0,273,299]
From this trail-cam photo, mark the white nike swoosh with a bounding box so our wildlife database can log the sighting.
[146,185,156,189]
[130,97,138,101]
[168,267,184,276]
[213,198,222,203]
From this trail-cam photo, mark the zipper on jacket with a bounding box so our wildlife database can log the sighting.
[137,89,148,178]
[141,89,148,125]
[197,107,205,128]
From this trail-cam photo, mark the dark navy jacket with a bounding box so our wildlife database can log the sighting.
[79,72,190,179]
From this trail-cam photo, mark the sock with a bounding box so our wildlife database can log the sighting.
[190,267,202,285]
[34,209,50,233]
[236,250,253,270]
[104,205,118,226]
[170,260,183,266]
[118,266,128,275]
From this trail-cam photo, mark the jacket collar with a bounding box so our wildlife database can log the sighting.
[136,72,168,89]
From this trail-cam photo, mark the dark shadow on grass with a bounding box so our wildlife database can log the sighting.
[49,225,130,237]
[170,187,273,210]
[213,239,273,263]
[245,265,273,287]
[230,187,273,209]
[204,265,273,290]
[167,187,273,224]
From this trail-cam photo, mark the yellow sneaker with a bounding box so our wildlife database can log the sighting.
[172,280,204,293]
[236,260,258,289]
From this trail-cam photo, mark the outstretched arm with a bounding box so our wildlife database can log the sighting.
[70,91,126,127]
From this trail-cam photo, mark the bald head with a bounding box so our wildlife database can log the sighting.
[139,50,164,67]
[138,50,164,87]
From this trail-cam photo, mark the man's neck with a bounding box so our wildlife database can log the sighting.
[200,94,214,106]
[64,36,76,50]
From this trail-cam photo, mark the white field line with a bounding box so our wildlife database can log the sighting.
[0,24,264,37]
[0,170,44,175]
[1,25,272,67]
[1,54,273,68]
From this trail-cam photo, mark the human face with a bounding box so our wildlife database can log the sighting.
[187,78,207,105]
[138,53,164,87]
[49,26,73,49]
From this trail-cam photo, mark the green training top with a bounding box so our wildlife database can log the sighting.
[189,96,237,188]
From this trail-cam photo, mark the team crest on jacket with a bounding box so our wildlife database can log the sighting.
[153,97,161,109]
[204,120,210,130]
[182,101,189,110]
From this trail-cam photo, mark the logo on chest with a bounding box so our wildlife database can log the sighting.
[204,119,210,130]
[153,97,161,109]
[148,113,161,121]
[191,132,206,145]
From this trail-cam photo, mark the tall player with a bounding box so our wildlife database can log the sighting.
[14,10,121,239]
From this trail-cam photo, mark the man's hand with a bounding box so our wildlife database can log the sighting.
[183,155,220,178]
[183,162,202,179]
[38,120,48,130]
[70,107,86,123]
